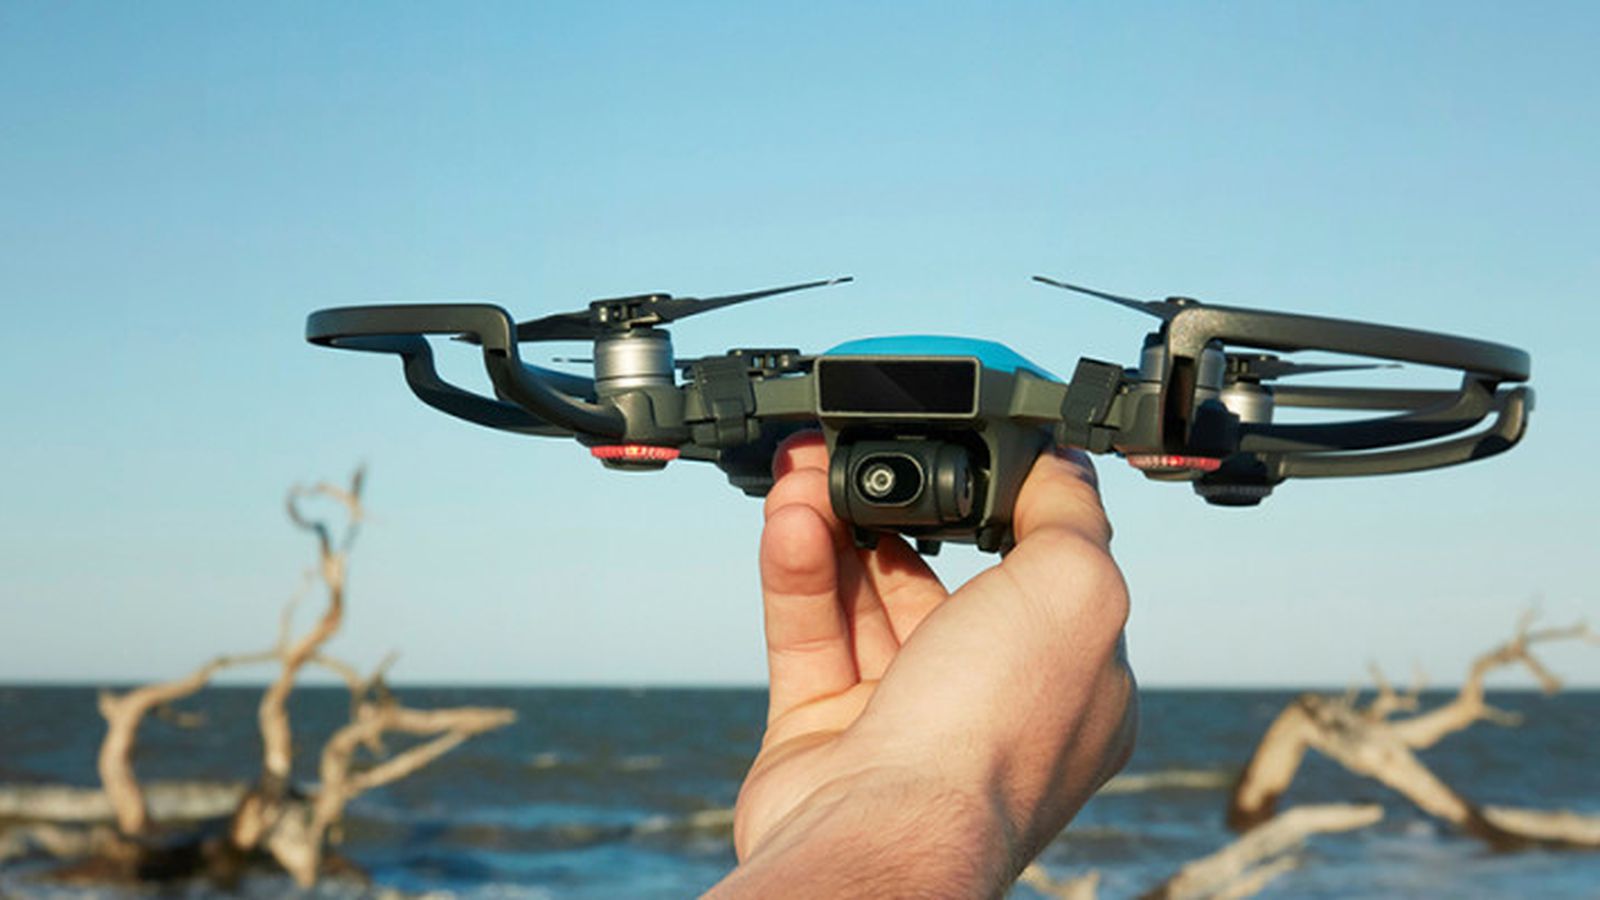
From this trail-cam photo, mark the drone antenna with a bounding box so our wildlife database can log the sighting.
[1032,275,1181,321]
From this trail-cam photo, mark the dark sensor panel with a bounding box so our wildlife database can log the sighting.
[817,358,979,415]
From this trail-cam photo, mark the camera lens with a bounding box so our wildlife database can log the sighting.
[854,453,924,506]
[861,463,897,498]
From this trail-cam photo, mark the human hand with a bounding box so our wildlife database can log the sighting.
[710,432,1136,897]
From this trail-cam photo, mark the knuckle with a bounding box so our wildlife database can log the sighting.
[1015,526,1130,634]
[760,507,832,575]
[1016,479,1113,548]
[762,468,830,521]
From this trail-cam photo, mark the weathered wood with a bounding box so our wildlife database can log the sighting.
[1017,862,1100,900]
[1228,613,1600,850]
[231,470,366,852]
[96,651,274,836]
[265,699,517,886]
[0,781,245,824]
[1391,616,1596,749]
[60,468,517,890]
[1143,804,1383,900]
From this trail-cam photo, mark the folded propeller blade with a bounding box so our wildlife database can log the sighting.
[511,276,853,342]
[1228,353,1400,382]
[509,310,598,342]
[654,276,854,323]
[1032,275,1183,321]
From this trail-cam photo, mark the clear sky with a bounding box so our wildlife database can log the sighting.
[2,2,1595,688]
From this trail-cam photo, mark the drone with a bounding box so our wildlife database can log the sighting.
[306,276,1532,554]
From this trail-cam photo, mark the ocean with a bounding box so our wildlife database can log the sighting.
[2,687,1597,898]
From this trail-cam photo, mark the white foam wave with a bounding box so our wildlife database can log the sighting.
[1098,768,1233,794]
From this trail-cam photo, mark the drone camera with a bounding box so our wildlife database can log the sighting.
[855,453,924,506]
[830,438,977,532]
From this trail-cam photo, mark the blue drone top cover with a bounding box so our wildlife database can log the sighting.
[822,336,1061,382]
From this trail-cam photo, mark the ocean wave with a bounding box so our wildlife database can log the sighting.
[527,752,563,770]
[631,807,735,835]
[1097,768,1233,795]
[522,751,666,774]
[615,755,664,772]
[345,797,735,844]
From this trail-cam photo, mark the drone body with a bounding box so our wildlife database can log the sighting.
[306,277,1532,554]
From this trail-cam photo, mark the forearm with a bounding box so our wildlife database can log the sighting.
[708,770,1018,899]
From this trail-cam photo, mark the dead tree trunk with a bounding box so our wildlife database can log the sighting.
[1228,613,1600,849]
[96,651,272,838]
[28,467,518,890]
[1142,803,1383,900]
[272,697,516,885]
[230,471,364,855]
[1021,805,1384,900]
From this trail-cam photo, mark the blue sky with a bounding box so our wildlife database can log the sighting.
[2,2,1595,687]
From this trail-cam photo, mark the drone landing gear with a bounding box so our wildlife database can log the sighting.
[846,528,944,556]
[850,526,879,551]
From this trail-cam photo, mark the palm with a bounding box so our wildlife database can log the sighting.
[731,433,1130,865]
[733,440,951,855]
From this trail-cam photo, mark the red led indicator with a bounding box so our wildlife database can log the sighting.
[1125,454,1224,473]
[589,444,681,462]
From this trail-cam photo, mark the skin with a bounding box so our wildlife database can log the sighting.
[707,433,1138,898]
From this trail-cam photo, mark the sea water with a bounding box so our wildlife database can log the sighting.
[2,687,1597,898]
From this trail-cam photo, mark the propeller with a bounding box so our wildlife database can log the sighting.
[509,276,853,342]
[1226,353,1399,382]
[1032,275,1192,321]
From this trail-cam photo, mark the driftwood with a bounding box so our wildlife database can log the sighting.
[0,782,244,824]
[267,686,515,885]
[96,650,276,836]
[230,472,364,860]
[1023,613,1595,899]
[7,468,516,890]
[1019,804,1380,900]
[1228,612,1600,849]
[1140,804,1383,900]
[1018,864,1100,900]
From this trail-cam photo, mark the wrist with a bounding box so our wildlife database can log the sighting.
[713,766,1018,898]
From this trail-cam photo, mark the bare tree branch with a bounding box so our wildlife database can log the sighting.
[1483,807,1600,846]
[232,467,365,851]
[260,698,515,886]
[1145,804,1383,900]
[95,650,275,836]
[1227,701,1316,831]
[50,467,520,890]
[1362,662,1422,721]
[1017,863,1100,900]
[1390,616,1594,749]
[1229,611,1600,850]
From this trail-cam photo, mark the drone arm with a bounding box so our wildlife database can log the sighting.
[483,355,623,438]
[748,373,821,420]
[307,304,625,438]
[1268,386,1531,478]
[1005,370,1072,424]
